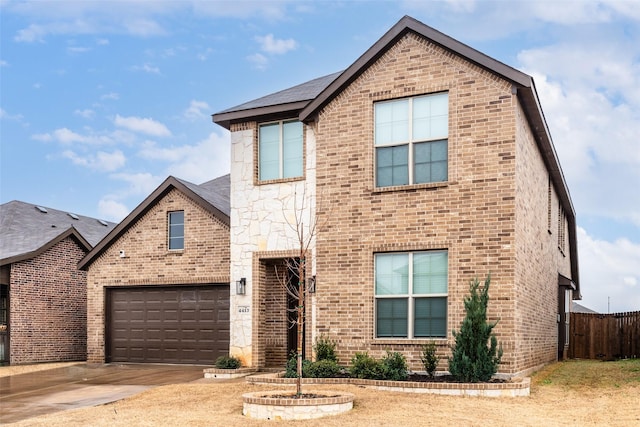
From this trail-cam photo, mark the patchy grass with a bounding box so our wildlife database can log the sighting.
[8,359,640,427]
[532,358,640,388]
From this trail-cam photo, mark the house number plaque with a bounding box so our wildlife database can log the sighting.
[238,305,250,314]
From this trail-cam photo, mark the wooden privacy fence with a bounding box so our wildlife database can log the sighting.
[570,311,640,360]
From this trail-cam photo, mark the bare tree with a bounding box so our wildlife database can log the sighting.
[274,186,321,396]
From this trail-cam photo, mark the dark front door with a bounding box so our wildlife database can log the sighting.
[106,285,229,364]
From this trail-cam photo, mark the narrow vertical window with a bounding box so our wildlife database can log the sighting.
[547,177,552,233]
[168,211,184,250]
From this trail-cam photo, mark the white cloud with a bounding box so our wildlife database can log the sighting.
[101,92,119,100]
[109,172,163,197]
[138,130,230,183]
[131,63,161,74]
[0,108,24,122]
[518,41,640,230]
[62,149,126,172]
[255,34,298,54]
[98,198,130,222]
[247,53,268,70]
[97,38,109,45]
[74,108,95,119]
[114,114,171,137]
[0,60,8,67]
[183,100,211,121]
[67,46,91,54]
[577,227,640,313]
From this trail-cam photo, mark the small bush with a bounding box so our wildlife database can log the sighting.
[214,355,242,369]
[381,351,408,381]
[421,342,440,377]
[314,334,338,362]
[307,359,341,378]
[285,352,312,378]
[349,352,384,379]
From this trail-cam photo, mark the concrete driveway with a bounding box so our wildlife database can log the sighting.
[0,363,209,424]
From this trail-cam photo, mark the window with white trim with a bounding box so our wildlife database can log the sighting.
[374,251,448,338]
[375,92,448,187]
[168,210,184,250]
[259,120,303,181]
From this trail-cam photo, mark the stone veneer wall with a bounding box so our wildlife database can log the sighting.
[229,122,317,368]
[9,237,87,364]
[311,32,532,376]
[86,188,230,363]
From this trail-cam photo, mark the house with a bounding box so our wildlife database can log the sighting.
[0,201,116,365]
[212,16,579,377]
[79,175,230,365]
[572,302,597,314]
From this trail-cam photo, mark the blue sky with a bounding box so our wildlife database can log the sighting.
[1,0,639,313]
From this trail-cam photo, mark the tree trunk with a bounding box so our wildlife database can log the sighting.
[296,257,305,395]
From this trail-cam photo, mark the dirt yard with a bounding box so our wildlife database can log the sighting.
[7,359,640,426]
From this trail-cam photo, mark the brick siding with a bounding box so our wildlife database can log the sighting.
[9,236,87,364]
[86,188,230,363]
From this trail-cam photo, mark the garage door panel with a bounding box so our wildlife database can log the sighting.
[106,285,229,364]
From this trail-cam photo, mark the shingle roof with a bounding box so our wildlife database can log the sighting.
[572,302,598,314]
[78,174,230,270]
[216,72,342,115]
[177,174,230,217]
[212,72,342,129]
[0,200,116,265]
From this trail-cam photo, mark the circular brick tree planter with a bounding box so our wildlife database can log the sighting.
[242,390,354,420]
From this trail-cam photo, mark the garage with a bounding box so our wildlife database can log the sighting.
[106,285,229,364]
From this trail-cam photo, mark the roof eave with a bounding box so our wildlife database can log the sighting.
[300,15,530,122]
[212,101,310,130]
[1,227,92,267]
[515,81,579,294]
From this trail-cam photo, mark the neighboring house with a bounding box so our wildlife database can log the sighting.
[572,302,597,314]
[79,175,230,365]
[0,201,115,365]
[213,16,579,377]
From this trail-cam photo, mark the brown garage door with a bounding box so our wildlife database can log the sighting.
[106,285,229,364]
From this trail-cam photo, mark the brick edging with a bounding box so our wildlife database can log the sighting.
[245,373,530,397]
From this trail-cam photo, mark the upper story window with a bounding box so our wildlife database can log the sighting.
[374,250,448,339]
[168,210,184,250]
[374,92,448,187]
[259,120,303,181]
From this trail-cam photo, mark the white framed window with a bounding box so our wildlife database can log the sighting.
[375,92,448,187]
[374,251,448,338]
[168,210,184,250]
[259,120,303,181]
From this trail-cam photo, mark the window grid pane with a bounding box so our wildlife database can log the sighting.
[375,93,448,187]
[414,297,447,337]
[376,298,408,338]
[375,251,448,339]
[259,121,303,180]
[168,211,184,250]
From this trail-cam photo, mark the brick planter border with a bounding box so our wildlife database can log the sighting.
[246,373,530,397]
[203,367,258,379]
[242,390,354,420]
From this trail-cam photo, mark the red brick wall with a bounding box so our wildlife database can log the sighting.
[9,237,87,364]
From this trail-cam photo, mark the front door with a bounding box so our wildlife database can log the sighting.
[0,284,8,365]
